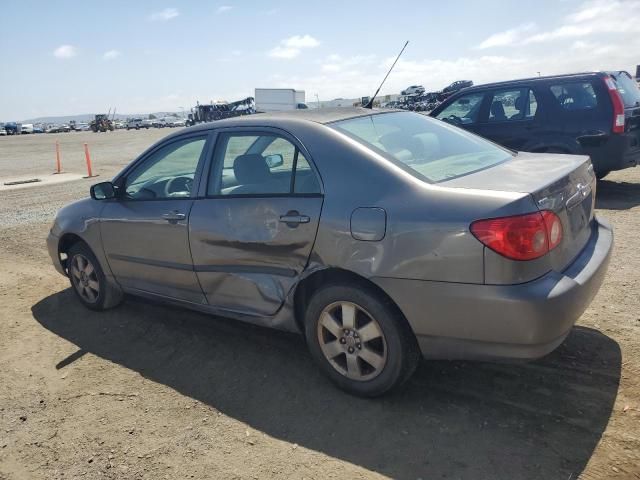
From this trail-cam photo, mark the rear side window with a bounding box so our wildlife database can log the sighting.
[608,72,640,108]
[488,88,538,122]
[208,133,320,196]
[550,82,598,111]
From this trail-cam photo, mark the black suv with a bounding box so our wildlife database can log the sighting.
[430,71,640,178]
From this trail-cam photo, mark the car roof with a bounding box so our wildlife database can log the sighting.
[458,72,604,92]
[186,107,390,133]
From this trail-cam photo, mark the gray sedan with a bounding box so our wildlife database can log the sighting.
[47,108,613,396]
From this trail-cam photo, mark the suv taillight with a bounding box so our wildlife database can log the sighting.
[603,75,626,134]
[470,211,563,261]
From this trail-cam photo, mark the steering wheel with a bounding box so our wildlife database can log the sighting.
[446,115,462,125]
[164,176,193,197]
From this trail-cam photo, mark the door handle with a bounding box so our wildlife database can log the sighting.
[162,211,186,222]
[279,212,310,225]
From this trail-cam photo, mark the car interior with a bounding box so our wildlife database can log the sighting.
[213,135,321,196]
[550,82,598,110]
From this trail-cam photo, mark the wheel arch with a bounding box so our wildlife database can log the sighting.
[57,233,88,272]
[293,267,416,340]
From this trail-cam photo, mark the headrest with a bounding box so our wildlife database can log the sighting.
[490,101,506,116]
[233,154,271,185]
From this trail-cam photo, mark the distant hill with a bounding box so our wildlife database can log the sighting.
[20,112,181,124]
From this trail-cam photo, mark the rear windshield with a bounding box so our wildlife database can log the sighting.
[331,112,513,183]
[608,71,640,108]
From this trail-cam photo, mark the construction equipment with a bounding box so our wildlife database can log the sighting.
[185,97,254,126]
[90,108,116,133]
[90,114,114,133]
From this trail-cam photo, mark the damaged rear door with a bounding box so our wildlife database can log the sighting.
[189,128,323,317]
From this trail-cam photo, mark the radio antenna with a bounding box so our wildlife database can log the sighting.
[365,40,409,109]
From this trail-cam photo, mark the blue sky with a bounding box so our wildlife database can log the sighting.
[1,0,639,120]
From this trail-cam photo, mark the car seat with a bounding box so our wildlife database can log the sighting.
[225,154,288,194]
[490,101,507,122]
[510,96,525,120]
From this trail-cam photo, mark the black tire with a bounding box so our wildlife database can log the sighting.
[304,283,420,397]
[67,242,123,311]
[596,170,611,180]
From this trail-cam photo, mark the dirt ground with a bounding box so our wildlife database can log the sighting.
[0,130,639,480]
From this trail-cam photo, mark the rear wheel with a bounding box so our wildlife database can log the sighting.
[304,284,420,397]
[67,242,123,311]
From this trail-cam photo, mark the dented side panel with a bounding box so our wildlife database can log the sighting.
[189,196,323,317]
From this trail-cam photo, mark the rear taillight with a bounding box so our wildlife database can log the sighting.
[603,75,626,134]
[470,211,563,261]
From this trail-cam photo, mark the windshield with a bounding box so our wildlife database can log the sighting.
[609,71,640,107]
[331,112,513,183]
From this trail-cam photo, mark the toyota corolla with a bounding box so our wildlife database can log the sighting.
[48,108,613,396]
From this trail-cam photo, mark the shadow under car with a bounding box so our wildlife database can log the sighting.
[32,289,621,480]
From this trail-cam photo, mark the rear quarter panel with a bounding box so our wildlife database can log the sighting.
[293,122,539,284]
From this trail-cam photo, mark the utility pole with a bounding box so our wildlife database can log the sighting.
[315,93,320,109]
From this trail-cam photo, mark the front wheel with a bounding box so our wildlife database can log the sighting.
[304,284,420,397]
[67,242,123,311]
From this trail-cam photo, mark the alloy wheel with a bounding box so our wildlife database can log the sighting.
[70,254,100,304]
[316,301,388,381]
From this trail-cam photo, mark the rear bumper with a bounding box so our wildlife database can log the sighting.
[588,133,640,173]
[373,216,613,360]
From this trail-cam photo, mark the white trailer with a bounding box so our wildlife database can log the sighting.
[254,88,307,112]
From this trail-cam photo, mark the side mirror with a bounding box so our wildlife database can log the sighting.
[90,181,116,200]
[264,154,284,168]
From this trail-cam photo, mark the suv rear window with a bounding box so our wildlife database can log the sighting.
[550,82,598,111]
[608,71,640,108]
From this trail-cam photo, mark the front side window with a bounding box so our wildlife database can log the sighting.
[435,92,484,126]
[332,112,513,183]
[488,88,538,122]
[208,133,320,196]
[550,82,598,111]
[124,136,207,200]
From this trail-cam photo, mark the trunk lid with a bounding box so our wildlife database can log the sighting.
[443,152,596,271]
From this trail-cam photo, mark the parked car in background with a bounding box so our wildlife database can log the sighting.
[168,118,186,127]
[443,80,474,94]
[151,117,177,128]
[0,128,7,136]
[401,85,425,96]
[48,108,612,397]
[142,119,154,129]
[76,123,90,131]
[21,123,34,134]
[431,71,640,179]
[46,124,71,133]
[126,118,146,130]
